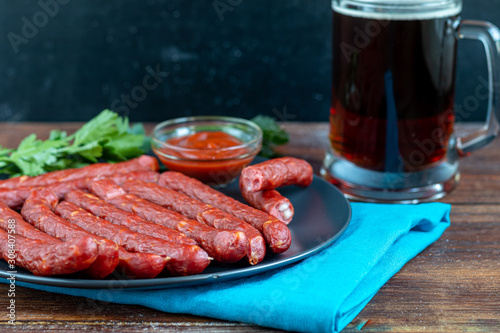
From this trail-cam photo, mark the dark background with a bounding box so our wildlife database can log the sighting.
[0,0,498,123]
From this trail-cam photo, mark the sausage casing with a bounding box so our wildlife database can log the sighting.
[115,248,167,279]
[61,193,211,276]
[240,188,294,224]
[0,171,159,210]
[159,172,291,254]
[20,189,120,279]
[239,157,313,192]
[0,201,98,275]
[120,179,267,265]
[92,179,250,264]
[0,230,99,276]
[64,190,197,246]
[0,155,158,189]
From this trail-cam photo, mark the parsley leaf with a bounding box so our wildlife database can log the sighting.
[251,115,289,158]
[0,109,151,177]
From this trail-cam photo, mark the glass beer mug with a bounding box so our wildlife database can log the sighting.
[321,0,500,203]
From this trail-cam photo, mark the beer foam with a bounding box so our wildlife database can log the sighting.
[333,1,462,21]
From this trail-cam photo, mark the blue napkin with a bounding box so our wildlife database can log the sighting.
[2,202,450,333]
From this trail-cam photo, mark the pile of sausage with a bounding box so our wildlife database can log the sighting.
[0,155,313,279]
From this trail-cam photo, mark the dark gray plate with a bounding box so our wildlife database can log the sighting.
[0,175,351,290]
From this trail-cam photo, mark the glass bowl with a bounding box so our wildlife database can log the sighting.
[151,116,262,186]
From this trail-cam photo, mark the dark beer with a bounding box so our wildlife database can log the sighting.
[330,10,458,172]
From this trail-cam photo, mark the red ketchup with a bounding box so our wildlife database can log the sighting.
[155,131,253,185]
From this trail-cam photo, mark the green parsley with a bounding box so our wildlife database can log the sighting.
[251,115,289,158]
[0,110,151,177]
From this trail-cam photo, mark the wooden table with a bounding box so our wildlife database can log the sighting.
[0,122,499,332]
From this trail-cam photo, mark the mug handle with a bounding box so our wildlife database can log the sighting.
[455,20,500,156]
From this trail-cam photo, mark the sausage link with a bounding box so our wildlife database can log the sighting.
[120,179,266,265]
[240,187,294,224]
[53,201,167,279]
[0,175,30,189]
[116,248,167,279]
[91,179,249,264]
[64,190,197,246]
[0,171,159,210]
[159,172,291,254]
[105,170,160,185]
[0,189,29,211]
[0,230,99,276]
[21,189,120,279]
[55,200,210,276]
[2,191,165,279]
[0,200,105,276]
[0,155,159,189]
[0,201,55,242]
[239,157,313,192]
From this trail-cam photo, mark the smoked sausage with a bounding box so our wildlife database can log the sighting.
[21,189,120,279]
[0,155,158,189]
[239,157,313,192]
[240,188,294,224]
[159,172,292,254]
[1,196,164,279]
[91,179,250,264]
[0,201,56,242]
[119,179,266,264]
[0,171,159,210]
[115,249,167,279]
[0,202,98,275]
[55,200,210,276]
[64,190,197,246]
[0,230,99,276]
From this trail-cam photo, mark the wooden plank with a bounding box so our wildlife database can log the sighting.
[0,284,281,332]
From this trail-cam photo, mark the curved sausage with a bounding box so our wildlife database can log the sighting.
[55,200,210,276]
[240,188,294,224]
[20,189,120,279]
[0,198,164,279]
[0,175,30,190]
[0,171,160,210]
[91,179,249,264]
[159,172,291,254]
[116,249,167,279]
[0,230,99,276]
[239,157,313,192]
[120,179,266,265]
[0,201,55,242]
[64,190,197,246]
[0,188,30,211]
[0,155,159,189]
[0,200,101,276]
